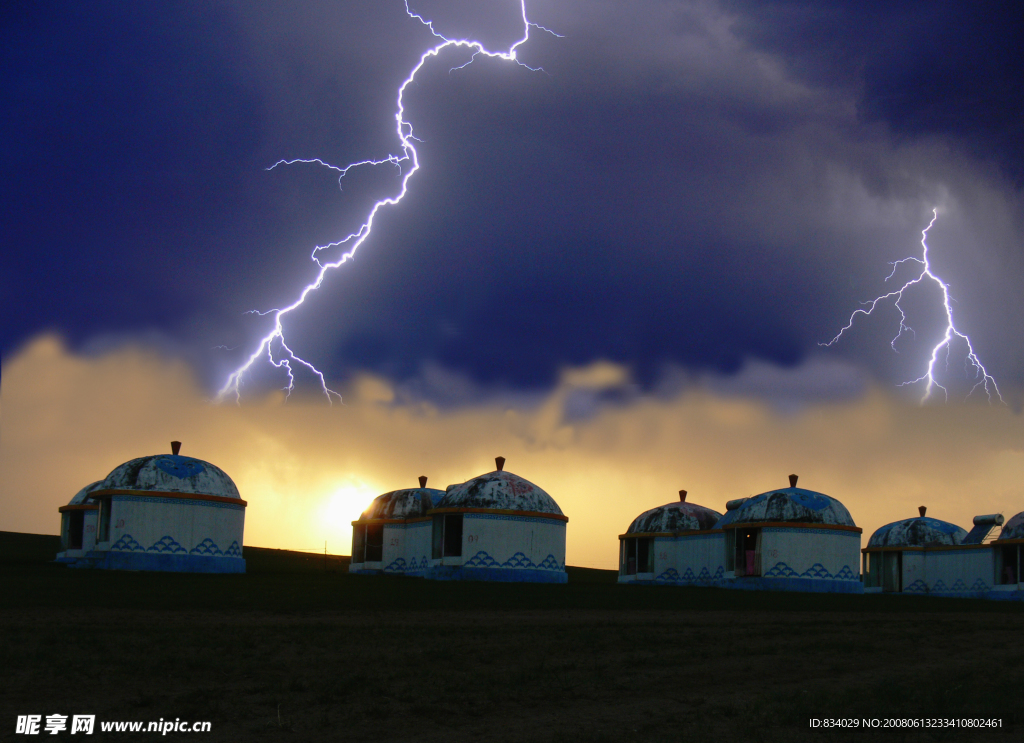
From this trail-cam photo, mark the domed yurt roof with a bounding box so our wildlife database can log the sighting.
[438,457,563,516]
[99,441,240,499]
[68,480,104,506]
[996,511,1024,541]
[626,490,723,534]
[360,477,445,520]
[713,475,856,529]
[867,507,967,548]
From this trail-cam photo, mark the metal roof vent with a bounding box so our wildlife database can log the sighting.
[495,456,506,472]
[419,475,428,488]
[788,474,798,488]
[171,441,182,456]
[919,505,927,518]
[679,489,687,503]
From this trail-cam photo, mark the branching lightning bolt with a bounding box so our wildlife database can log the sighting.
[217,1,559,403]
[822,209,1003,404]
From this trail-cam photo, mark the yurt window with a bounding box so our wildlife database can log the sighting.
[999,545,1020,585]
[637,538,653,573]
[443,514,463,557]
[862,552,881,588]
[881,551,901,592]
[351,524,366,564]
[431,514,464,558]
[98,500,111,543]
[621,538,653,575]
[432,516,443,559]
[365,524,384,562]
[735,529,761,577]
[67,511,84,550]
[60,514,70,551]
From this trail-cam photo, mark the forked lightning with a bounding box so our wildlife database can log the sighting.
[217,2,558,403]
[822,209,1002,404]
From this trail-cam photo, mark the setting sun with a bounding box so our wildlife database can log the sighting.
[318,477,382,551]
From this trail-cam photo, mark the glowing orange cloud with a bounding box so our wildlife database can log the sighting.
[2,335,1022,569]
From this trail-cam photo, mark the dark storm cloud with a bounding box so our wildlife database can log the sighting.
[3,1,1022,404]
[725,0,1024,183]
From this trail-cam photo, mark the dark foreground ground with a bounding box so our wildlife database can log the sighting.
[2,531,1022,742]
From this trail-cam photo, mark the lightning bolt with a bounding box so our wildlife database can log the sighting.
[216,1,559,403]
[822,209,1003,404]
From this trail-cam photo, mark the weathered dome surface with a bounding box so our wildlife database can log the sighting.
[101,455,240,499]
[868,517,967,548]
[439,470,563,515]
[997,512,1024,541]
[714,487,856,528]
[69,481,104,505]
[361,488,445,520]
[627,501,723,534]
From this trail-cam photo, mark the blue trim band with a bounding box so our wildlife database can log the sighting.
[111,495,244,512]
[761,527,861,537]
[463,513,564,526]
[652,533,723,542]
[427,565,568,583]
[82,551,245,573]
[728,576,864,593]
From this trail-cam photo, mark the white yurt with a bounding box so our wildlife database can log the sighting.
[861,506,993,596]
[713,474,863,593]
[56,481,103,565]
[426,457,568,583]
[350,476,444,576]
[82,441,246,573]
[993,511,1024,598]
[618,490,724,585]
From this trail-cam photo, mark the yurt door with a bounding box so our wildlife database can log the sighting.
[882,552,902,592]
[735,529,761,577]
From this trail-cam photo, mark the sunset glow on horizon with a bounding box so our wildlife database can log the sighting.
[4,335,1022,570]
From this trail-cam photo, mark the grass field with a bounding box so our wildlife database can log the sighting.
[2,531,1022,742]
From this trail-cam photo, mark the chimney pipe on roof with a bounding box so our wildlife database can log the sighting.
[788,474,798,488]
[679,489,687,502]
[418,475,428,488]
[919,506,927,518]
[495,456,505,472]
[171,441,181,456]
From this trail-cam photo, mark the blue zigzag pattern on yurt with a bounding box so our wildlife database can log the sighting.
[148,536,187,554]
[463,550,563,571]
[537,554,562,570]
[933,580,949,592]
[189,538,224,556]
[225,541,242,558]
[655,566,725,584]
[971,578,991,591]
[464,551,500,568]
[834,565,858,580]
[903,579,928,593]
[762,562,859,581]
[110,534,145,552]
[384,557,407,573]
[385,556,431,573]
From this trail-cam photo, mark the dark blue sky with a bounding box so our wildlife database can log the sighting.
[3,0,1022,406]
